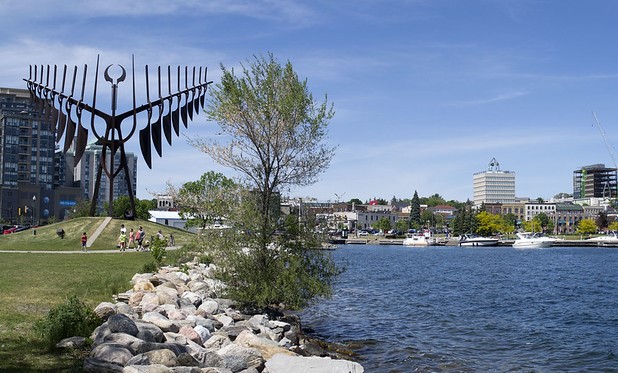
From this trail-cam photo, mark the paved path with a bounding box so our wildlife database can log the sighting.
[0,246,181,254]
[86,216,112,248]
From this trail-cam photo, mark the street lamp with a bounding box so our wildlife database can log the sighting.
[32,195,36,226]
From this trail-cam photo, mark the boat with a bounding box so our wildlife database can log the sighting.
[458,234,499,247]
[403,232,436,247]
[512,232,555,249]
[586,232,618,246]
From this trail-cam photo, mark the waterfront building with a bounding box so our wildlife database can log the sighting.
[524,202,556,222]
[573,164,617,199]
[550,203,584,234]
[473,158,516,207]
[0,88,81,223]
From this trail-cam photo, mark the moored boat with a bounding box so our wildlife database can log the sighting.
[586,232,618,246]
[459,234,499,247]
[512,232,555,249]
[403,231,436,247]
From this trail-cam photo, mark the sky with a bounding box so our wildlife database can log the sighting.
[2,0,618,203]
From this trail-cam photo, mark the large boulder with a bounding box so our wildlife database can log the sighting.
[107,313,139,336]
[217,344,264,372]
[265,353,364,373]
[234,330,295,360]
[89,342,134,367]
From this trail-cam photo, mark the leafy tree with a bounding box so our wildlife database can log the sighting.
[188,53,338,309]
[395,218,410,232]
[596,211,609,230]
[71,200,92,218]
[410,191,421,227]
[421,193,446,207]
[169,171,238,229]
[535,212,553,233]
[608,221,618,231]
[522,219,541,233]
[348,198,363,205]
[577,219,597,235]
[375,217,391,232]
[475,211,508,236]
[503,212,518,231]
[104,196,154,220]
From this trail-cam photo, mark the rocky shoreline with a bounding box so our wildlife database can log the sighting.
[57,258,364,372]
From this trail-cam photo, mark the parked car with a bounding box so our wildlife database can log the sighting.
[358,230,369,236]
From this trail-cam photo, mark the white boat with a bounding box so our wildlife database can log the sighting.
[403,232,436,247]
[459,234,499,247]
[586,232,618,246]
[512,232,555,249]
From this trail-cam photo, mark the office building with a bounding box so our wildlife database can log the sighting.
[573,164,617,199]
[473,158,516,207]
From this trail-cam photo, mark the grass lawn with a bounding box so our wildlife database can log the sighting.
[0,217,195,251]
[0,217,197,372]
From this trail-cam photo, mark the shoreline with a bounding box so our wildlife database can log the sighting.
[61,258,364,372]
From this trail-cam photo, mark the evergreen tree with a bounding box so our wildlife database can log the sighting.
[410,190,421,227]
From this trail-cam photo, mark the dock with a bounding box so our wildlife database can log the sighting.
[329,237,618,247]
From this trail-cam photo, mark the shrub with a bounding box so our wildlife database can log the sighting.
[150,238,167,265]
[141,261,159,273]
[34,295,100,350]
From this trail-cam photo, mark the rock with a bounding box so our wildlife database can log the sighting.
[179,325,202,344]
[107,313,139,336]
[92,323,113,345]
[264,353,364,373]
[141,293,161,313]
[130,292,145,306]
[104,332,145,353]
[135,320,165,343]
[126,348,177,367]
[143,312,179,333]
[89,342,134,366]
[56,336,87,349]
[164,332,187,345]
[234,330,295,360]
[198,299,219,315]
[94,302,117,321]
[123,364,173,373]
[213,314,234,327]
[194,324,211,344]
[217,344,264,372]
[181,291,202,307]
[134,280,156,292]
[203,333,232,350]
[83,356,125,372]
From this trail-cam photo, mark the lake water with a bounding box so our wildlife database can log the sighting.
[300,245,618,372]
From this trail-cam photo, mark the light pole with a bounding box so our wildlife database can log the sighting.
[32,195,36,226]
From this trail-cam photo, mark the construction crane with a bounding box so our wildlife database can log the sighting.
[592,111,618,199]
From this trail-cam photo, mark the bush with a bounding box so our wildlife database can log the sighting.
[141,261,159,273]
[150,237,167,265]
[34,295,100,350]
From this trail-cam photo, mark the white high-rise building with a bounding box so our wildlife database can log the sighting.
[473,158,515,207]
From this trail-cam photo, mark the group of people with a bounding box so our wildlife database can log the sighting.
[118,224,147,251]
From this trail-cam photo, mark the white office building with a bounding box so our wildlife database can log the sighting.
[473,158,516,207]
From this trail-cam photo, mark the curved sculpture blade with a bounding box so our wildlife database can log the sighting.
[172,97,180,136]
[162,100,173,146]
[63,116,76,153]
[152,106,163,157]
[74,125,88,166]
[139,125,152,169]
[55,110,67,143]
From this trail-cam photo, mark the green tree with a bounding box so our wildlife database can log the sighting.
[503,212,518,231]
[170,171,238,229]
[375,217,392,232]
[596,211,609,230]
[348,198,363,205]
[421,193,446,207]
[189,53,338,309]
[608,221,618,231]
[410,191,421,228]
[475,211,507,236]
[395,218,410,232]
[577,219,597,235]
[535,213,553,233]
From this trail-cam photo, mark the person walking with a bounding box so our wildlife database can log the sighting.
[137,226,145,251]
[81,232,87,252]
[118,231,128,251]
[128,228,135,249]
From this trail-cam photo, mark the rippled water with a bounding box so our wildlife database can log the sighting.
[300,245,618,372]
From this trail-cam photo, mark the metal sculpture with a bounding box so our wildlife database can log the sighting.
[24,56,212,217]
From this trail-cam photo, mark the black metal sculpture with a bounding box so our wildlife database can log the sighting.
[24,56,212,217]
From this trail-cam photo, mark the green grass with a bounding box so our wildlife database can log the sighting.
[0,217,195,251]
[0,217,198,371]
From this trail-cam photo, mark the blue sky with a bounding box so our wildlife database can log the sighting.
[2,0,618,203]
